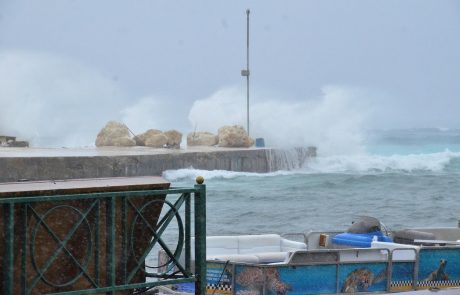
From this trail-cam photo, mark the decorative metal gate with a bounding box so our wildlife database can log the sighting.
[0,176,206,295]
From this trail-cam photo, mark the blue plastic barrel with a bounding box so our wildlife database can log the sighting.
[255,138,265,147]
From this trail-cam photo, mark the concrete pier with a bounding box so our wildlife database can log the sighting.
[0,146,311,182]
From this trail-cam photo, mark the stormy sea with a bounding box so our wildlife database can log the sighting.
[163,128,460,235]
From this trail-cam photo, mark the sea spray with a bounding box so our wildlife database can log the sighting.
[188,85,370,155]
[121,96,190,135]
[1,50,370,152]
[0,50,126,147]
[0,50,191,148]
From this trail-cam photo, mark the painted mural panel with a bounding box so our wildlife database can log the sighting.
[234,265,266,295]
[276,265,337,295]
[417,248,460,289]
[338,262,388,293]
[207,262,232,294]
[206,248,460,295]
[390,262,415,291]
[234,264,337,295]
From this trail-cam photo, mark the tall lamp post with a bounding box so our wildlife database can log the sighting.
[241,9,250,136]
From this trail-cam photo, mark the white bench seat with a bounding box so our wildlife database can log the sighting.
[201,234,306,264]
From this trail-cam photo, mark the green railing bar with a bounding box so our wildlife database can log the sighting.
[106,196,116,295]
[94,199,100,286]
[28,203,97,292]
[145,199,186,270]
[142,195,188,275]
[0,188,198,204]
[152,194,186,233]
[3,203,15,294]
[185,193,191,273]
[126,197,187,282]
[134,217,187,278]
[28,203,98,288]
[121,197,128,284]
[194,184,206,295]
[21,204,28,294]
[47,277,196,295]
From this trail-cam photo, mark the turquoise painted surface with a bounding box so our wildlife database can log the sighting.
[207,263,232,287]
[277,265,337,294]
[391,262,415,283]
[231,262,392,294]
[207,248,460,295]
[338,263,388,293]
[234,264,337,295]
[418,248,460,282]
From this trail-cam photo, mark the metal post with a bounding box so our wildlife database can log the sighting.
[246,9,250,136]
[121,197,128,283]
[185,193,191,273]
[106,197,116,295]
[21,205,28,294]
[241,9,251,136]
[3,203,15,295]
[194,181,206,295]
[95,200,101,286]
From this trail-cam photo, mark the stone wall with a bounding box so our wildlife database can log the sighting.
[0,149,270,182]
[0,148,313,182]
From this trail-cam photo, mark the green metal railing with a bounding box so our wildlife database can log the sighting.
[0,182,206,295]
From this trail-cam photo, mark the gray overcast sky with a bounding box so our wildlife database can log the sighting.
[1,0,460,147]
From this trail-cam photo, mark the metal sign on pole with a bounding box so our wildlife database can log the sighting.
[241,9,250,136]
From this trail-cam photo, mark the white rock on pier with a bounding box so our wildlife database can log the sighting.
[187,132,218,146]
[135,129,162,146]
[164,130,182,148]
[95,121,136,147]
[217,125,254,148]
[144,133,168,148]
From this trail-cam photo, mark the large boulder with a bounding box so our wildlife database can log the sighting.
[187,132,218,146]
[164,130,182,148]
[145,133,168,148]
[217,125,254,148]
[110,137,137,147]
[135,129,162,146]
[95,121,136,147]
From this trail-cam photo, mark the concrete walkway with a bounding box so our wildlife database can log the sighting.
[0,146,260,158]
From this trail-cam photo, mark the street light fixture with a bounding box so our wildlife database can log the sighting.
[241,9,250,136]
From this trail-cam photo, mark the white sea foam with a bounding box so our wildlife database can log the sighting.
[163,151,460,181]
[307,150,460,173]
[162,167,297,182]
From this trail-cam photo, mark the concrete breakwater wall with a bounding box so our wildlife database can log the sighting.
[0,147,313,183]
